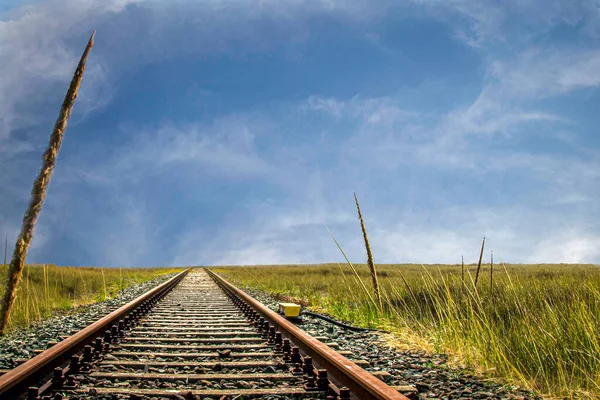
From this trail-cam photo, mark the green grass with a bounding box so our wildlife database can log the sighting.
[214,263,600,399]
[0,264,182,332]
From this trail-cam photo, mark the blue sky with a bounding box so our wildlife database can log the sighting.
[1,0,599,266]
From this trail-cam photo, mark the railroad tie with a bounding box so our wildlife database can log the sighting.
[0,269,414,400]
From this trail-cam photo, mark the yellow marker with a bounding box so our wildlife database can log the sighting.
[278,302,301,318]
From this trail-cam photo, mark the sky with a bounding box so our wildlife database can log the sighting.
[0,0,599,267]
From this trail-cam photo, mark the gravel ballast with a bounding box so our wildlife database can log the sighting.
[0,273,178,369]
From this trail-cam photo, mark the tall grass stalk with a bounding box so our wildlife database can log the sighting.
[325,226,379,310]
[399,272,418,312]
[474,236,485,288]
[43,264,49,308]
[79,269,88,301]
[335,263,349,285]
[461,255,465,295]
[353,193,382,310]
[0,32,95,334]
[490,251,494,294]
[101,268,107,300]
[24,264,30,326]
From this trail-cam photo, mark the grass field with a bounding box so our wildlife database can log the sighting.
[214,263,600,399]
[0,264,181,332]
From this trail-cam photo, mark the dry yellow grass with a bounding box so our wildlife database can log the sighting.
[215,263,600,398]
[0,264,181,332]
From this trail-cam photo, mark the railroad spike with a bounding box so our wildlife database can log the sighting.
[339,387,351,399]
[94,338,103,357]
[63,375,77,390]
[317,369,330,391]
[83,345,92,362]
[68,354,80,373]
[51,367,64,390]
[27,387,40,400]
[274,333,283,353]
[291,346,302,364]
[103,330,112,351]
[304,375,318,391]
[268,326,276,343]
[291,362,304,375]
[303,356,314,376]
[283,351,291,362]
[111,325,119,343]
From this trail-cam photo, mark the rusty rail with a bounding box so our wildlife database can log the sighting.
[0,269,188,399]
[206,268,409,400]
[1,268,413,399]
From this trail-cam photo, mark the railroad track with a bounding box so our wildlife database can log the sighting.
[0,269,414,400]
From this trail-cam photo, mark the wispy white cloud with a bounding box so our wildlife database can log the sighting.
[411,0,600,47]
[307,96,346,118]
[410,0,506,47]
[308,95,417,123]
[155,126,268,175]
[443,88,565,138]
[372,208,600,264]
[527,234,600,264]
[491,49,600,98]
[2,0,598,267]
[310,91,568,172]
[0,0,141,143]
[171,199,355,266]
[170,167,357,266]
[87,117,274,185]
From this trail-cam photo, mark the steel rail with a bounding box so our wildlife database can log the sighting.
[0,269,189,399]
[206,268,409,400]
